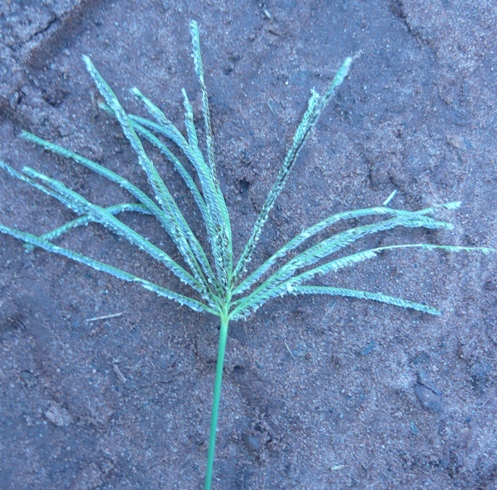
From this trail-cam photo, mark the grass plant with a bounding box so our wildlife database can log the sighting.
[0,21,494,489]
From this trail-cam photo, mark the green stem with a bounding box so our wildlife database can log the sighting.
[205,311,230,490]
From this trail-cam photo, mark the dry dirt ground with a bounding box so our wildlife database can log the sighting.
[1,1,497,489]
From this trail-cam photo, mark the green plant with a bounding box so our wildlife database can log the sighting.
[0,21,493,489]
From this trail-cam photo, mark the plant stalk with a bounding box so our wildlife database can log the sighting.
[205,311,230,490]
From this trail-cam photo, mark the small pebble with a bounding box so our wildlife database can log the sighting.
[415,370,443,413]
[45,402,73,427]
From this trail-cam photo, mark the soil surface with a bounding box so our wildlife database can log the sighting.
[1,1,497,489]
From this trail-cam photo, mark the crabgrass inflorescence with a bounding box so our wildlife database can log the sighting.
[0,21,493,490]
